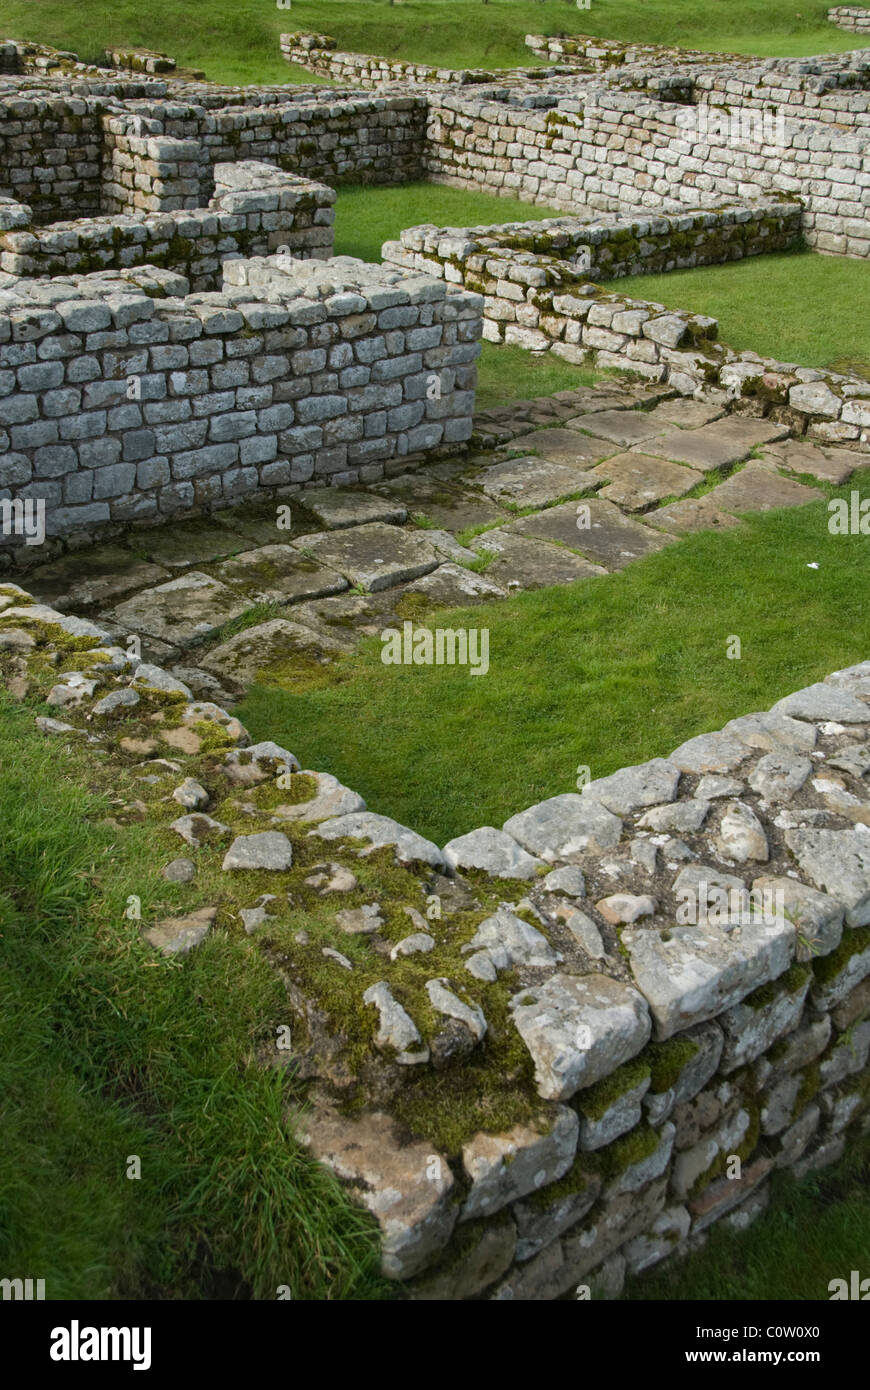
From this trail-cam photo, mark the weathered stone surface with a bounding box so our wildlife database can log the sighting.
[224,741,300,786]
[559,908,606,957]
[785,827,870,926]
[272,770,366,822]
[131,519,250,569]
[106,572,249,646]
[470,529,604,591]
[312,811,444,868]
[463,905,557,978]
[210,544,349,604]
[512,1174,601,1262]
[772,682,869,725]
[715,801,769,863]
[443,827,545,880]
[509,427,614,467]
[578,409,663,447]
[408,1215,516,1300]
[460,1107,579,1221]
[199,618,345,688]
[336,903,383,935]
[647,419,787,472]
[585,758,681,816]
[477,456,598,508]
[646,496,741,535]
[294,523,438,592]
[503,793,622,863]
[398,562,506,606]
[594,453,702,510]
[390,932,436,959]
[426,978,487,1041]
[622,1204,691,1274]
[622,915,796,1039]
[723,710,817,753]
[23,546,170,611]
[363,981,428,1064]
[668,730,750,775]
[577,1071,651,1151]
[161,857,196,883]
[704,461,824,514]
[639,800,710,833]
[171,813,230,847]
[142,905,217,956]
[541,866,586,897]
[512,498,673,571]
[748,752,812,801]
[95,689,143,719]
[763,438,867,485]
[752,875,844,960]
[172,776,209,810]
[596,893,656,924]
[300,1110,456,1280]
[718,969,811,1072]
[298,488,408,530]
[222,831,293,871]
[509,972,651,1100]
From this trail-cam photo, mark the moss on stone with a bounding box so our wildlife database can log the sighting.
[813,926,870,987]
[645,1034,700,1094]
[574,1056,651,1122]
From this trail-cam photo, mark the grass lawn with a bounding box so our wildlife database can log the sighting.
[237,469,870,847]
[1,1,862,85]
[602,250,870,382]
[0,694,387,1300]
[333,181,565,263]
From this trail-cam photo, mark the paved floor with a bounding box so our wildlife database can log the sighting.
[14,379,868,701]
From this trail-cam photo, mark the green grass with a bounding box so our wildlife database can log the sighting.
[626,1140,870,1300]
[602,249,870,382]
[237,471,870,847]
[0,694,387,1300]
[1,1,862,85]
[334,181,565,263]
[476,342,602,410]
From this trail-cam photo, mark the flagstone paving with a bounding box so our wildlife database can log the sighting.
[10,380,866,696]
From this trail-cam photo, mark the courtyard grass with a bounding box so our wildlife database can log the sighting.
[601,249,870,382]
[0,694,388,1300]
[1,1,862,85]
[333,181,565,264]
[237,470,870,847]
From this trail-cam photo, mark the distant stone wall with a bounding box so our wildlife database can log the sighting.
[0,256,481,558]
[279,31,554,87]
[828,7,870,33]
[0,163,335,292]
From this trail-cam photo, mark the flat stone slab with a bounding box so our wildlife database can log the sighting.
[504,793,623,862]
[291,591,402,650]
[645,497,742,535]
[470,530,605,591]
[312,811,445,869]
[476,457,599,508]
[209,544,349,605]
[511,499,674,571]
[509,973,652,1100]
[294,523,438,592]
[507,428,616,468]
[592,454,703,511]
[128,518,252,568]
[703,462,824,514]
[370,471,506,534]
[199,617,345,688]
[223,831,293,872]
[771,681,869,724]
[784,827,870,927]
[296,488,408,530]
[573,409,665,447]
[106,571,250,646]
[762,438,870,486]
[398,563,506,607]
[461,1108,578,1220]
[142,906,217,957]
[443,826,545,879]
[622,916,796,1040]
[646,418,789,472]
[647,398,726,429]
[21,546,169,611]
[211,499,305,547]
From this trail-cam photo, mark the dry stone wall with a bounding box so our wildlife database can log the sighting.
[4,595,868,1299]
[0,163,336,290]
[0,256,481,558]
[828,7,870,33]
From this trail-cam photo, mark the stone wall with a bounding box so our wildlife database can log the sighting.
[828,7,870,32]
[279,31,557,87]
[0,163,336,290]
[0,256,481,558]
[384,216,870,442]
[0,95,105,224]
[5,594,867,1298]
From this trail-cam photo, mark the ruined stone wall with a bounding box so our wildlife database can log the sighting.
[279,31,554,87]
[4,595,867,1299]
[383,216,870,443]
[0,164,336,291]
[0,257,481,558]
[0,95,105,223]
